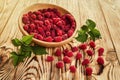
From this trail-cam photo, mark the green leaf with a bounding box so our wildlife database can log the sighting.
[11,52,19,66]
[81,25,88,32]
[86,19,96,30]
[88,31,95,41]
[76,33,88,43]
[21,35,33,45]
[21,45,32,52]
[32,45,48,55]
[12,38,21,46]
[91,29,101,38]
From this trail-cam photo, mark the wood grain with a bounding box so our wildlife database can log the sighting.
[0,0,120,80]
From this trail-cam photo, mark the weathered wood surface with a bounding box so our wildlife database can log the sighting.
[0,0,120,80]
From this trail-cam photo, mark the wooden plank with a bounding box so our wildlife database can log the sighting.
[99,0,120,64]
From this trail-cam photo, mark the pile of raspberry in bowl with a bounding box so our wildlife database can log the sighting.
[22,8,76,42]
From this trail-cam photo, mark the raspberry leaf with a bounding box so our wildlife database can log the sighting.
[12,38,22,46]
[86,19,96,30]
[21,35,33,45]
[91,29,101,38]
[81,25,88,32]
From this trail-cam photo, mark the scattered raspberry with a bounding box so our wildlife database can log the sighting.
[85,67,93,76]
[76,52,82,60]
[86,50,93,56]
[79,44,87,50]
[55,48,62,56]
[69,65,76,73]
[63,48,69,56]
[97,57,104,65]
[56,61,64,69]
[46,56,54,62]
[89,41,96,48]
[72,46,79,52]
[98,47,104,56]
[63,56,71,63]
[82,59,89,66]
[66,51,73,57]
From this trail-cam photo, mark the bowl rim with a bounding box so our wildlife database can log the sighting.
[18,3,78,47]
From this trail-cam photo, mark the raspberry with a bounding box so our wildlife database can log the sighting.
[63,48,69,56]
[55,48,62,56]
[85,67,93,76]
[97,57,104,65]
[46,56,54,62]
[62,34,68,40]
[72,46,79,52]
[63,56,71,63]
[46,31,51,36]
[79,44,87,50]
[82,59,89,66]
[57,29,62,36]
[89,41,96,48]
[76,52,82,60]
[44,20,50,25]
[34,11,41,15]
[66,51,73,57]
[54,36,62,42]
[38,15,43,20]
[30,23,35,30]
[56,61,64,69]
[22,16,30,24]
[53,18,61,23]
[86,50,93,56]
[23,24,29,31]
[37,34,43,40]
[98,48,104,56]
[31,14,36,19]
[44,36,53,42]
[38,27,44,33]
[51,30,56,38]
[69,65,76,73]
[56,21,63,26]
[44,12,51,18]
[68,29,74,37]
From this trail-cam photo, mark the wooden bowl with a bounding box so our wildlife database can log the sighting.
[18,3,77,47]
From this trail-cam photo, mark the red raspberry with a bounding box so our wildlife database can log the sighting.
[97,57,104,65]
[22,16,30,24]
[57,29,62,36]
[30,23,35,30]
[89,41,96,48]
[76,52,82,60]
[62,34,68,40]
[68,29,74,37]
[46,31,51,36]
[63,48,69,56]
[37,34,43,40]
[86,50,93,56]
[56,61,64,69]
[38,15,43,20]
[51,30,56,38]
[46,56,54,62]
[38,27,44,33]
[34,11,41,15]
[66,51,73,57]
[55,48,62,56]
[63,56,71,63]
[72,46,79,52]
[44,12,51,18]
[82,59,89,66]
[54,36,62,42]
[56,21,63,26]
[44,36,53,42]
[98,48,104,56]
[44,20,50,25]
[31,14,36,19]
[85,67,93,76]
[79,44,87,50]
[23,24,29,31]
[69,65,76,73]
[53,18,61,23]
[33,33,38,38]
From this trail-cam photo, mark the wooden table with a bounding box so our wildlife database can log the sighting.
[0,0,120,80]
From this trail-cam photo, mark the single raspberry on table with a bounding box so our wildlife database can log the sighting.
[85,67,93,76]
[76,52,82,60]
[69,65,76,73]
[56,61,64,69]
[89,41,96,48]
[97,57,104,65]
[55,48,62,56]
[46,56,54,62]
[98,47,104,56]
[66,51,73,57]
[63,56,71,63]
[72,46,79,52]
[79,44,87,50]
[82,59,90,66]
[86,50,93,56]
